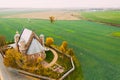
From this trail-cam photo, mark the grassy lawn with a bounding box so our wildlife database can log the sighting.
[81,11,120,25]
[56,52,72,72]
[45,51,54,63]
[0,18,120,80]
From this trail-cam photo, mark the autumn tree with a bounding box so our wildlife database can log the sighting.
[0,36,6,46]
[46,37,54,46]
[66,48,74,56]
[59,41,68,52]
[4,49,24,68]
[0,36,6,57]
[49,16,55,23]
[4,49,58,78]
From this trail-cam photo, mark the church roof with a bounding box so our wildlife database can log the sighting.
[18,28,44,55]
[18,28,32,44]
[27,38,44,55]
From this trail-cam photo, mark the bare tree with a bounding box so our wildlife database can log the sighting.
[49,16,55,23]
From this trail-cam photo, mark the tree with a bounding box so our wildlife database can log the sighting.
[46,37,54,46]
[59,41,68,53]
[62,41,68,49]
[0,36,6,46]
[3,49,23,68]
[49,16,55,23]
[0,36,6,57]
[59,45,65,52]
[66,48,74,56]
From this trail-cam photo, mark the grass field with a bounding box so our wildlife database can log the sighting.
[45,51,54,63]
[0,18,120,80]
[81,11,120,26]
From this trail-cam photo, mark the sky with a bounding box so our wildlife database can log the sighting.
[0,0,120,8]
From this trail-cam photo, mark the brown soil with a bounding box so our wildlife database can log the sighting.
[2,11,81,20]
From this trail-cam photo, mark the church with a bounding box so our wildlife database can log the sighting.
[14,28,46,59]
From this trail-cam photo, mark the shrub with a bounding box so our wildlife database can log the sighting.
[46,37,54,46]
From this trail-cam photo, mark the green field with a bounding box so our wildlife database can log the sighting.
[0,18,120,80]
[81,11,120,26]
[0,11,120,80]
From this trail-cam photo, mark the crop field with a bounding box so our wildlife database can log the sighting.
[0,18,120,80]
[81,11,120,26]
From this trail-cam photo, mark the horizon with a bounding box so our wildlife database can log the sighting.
[0,7,119,9]
[0,0,120,9]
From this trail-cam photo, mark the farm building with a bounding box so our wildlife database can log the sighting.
[13,28,46,59]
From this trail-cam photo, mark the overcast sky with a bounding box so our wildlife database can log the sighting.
[0,0,120,8]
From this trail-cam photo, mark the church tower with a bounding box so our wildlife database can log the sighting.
[39,34,45,47]
[14,31,20,51]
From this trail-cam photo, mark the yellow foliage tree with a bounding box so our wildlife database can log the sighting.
[46,37,54,46]
[3,49,58,78]
[4,49,23,68]
[4,49,43,70]
[59,41,68,53]
[66,48,74,56]
[59,45,65,52]
[62,41,67,49]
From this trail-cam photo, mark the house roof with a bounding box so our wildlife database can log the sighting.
[18,28,32,44]
[27,38,44,55]
[18,28,44,55]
